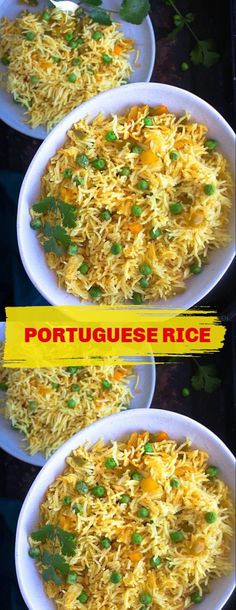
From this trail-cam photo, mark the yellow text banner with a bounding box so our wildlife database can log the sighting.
[4,306,225,368]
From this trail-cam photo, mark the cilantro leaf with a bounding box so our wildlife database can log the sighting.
[190,39,220,68]
[42,552,70,576]
[32,197,55,214]
[119,0,150,25]
[31,524,54,542]
[52,225,71,247]
[168,12,195,40]
[42,566,62,586]
[58,201,77,228]
[90,8,112,25]
[44,237,63,256]
[56,527,76,557]
[191,363,221,394]
[43,223,71,254]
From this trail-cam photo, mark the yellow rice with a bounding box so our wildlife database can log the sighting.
[30,105,233,304]
[29,431,234,609]
[0,7,134,130]
[0,349,134,457]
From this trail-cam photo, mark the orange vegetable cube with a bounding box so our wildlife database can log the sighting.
[129,550,143,563]
[155,105,169,115]
[114,43,124,55]
[140,149,158,165]
[129,223,142,235]
[156,431,170,442]
[141,476,159,492]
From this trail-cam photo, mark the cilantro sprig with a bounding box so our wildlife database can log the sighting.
[78,0,150,25]
[191,361,222,394]
[31,524,77,556]
[31,196,78,256]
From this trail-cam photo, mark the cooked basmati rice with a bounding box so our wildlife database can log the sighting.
[29,431,234,609]
[0,7,134,130]
[30,105,233,304]
[0,348,134,457]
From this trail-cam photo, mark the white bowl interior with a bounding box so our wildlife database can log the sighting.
[0,0,155,139]
[0,322,156,466]
[15,408,235,610]
[17,82,235,309]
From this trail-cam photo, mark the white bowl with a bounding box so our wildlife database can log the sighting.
[17,82,236,309]
[0,0,155,139]
[15,408,235,610]
[0,322,155,466]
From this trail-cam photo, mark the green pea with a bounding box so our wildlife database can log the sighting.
[72,502,83,514]
[120,166,131,177]
[76,480,89,494]
[137,179,149,191]
[204,184,216,195]
[169,150,179,161]
[79,262,89,275]
[205,511,217,523]
[89,285,102,300]
[170,478,179,488]
[191,592,204,604]
[102,54,112,64]
[190,263,202,275]
[131,532,143,544]
[92,484,106,497]
[206,465,219,479]
[105,131,118,142]
[100,209,111,221]
[132,292,143,305]
[144,116,153,127]
[205,139,218,150]
[170,530,185,542]
[102,379,112,390]
[139,277,149,289]
[42,11,50,21]
[63,168,73,178]
[150,555,161,568]
[149,227,161,240]
[131,205,142,217]
[143,442,154,454]
[73,58,81,66]
[63,495,72,506]
[110,571,122,584]
[72,383,80,392]
[67,571,77,584]
[100,537,112,549]
[111,243,123,255]
[68,244,78,256]
[25,31,36,41]
[181,387,190,397]
[139,592,152,605]
[30,75,39,84]
[28,546,41,559]
[119,494,131,504]
[76,154,89,167]
[77,591,89,604]
[92,158,106,170]
[137,506,150,518]
[74,175,84,186]
[69,38,83,48]
[131,145,142,153]
[64,32,74,42]
[66,366,82,374]
[140,264,152,276]
[105,457,117,469]
[131,471,143,481]
[67,398,77,408]
[30,218,42,230]
[92,30,102,41]
[1,55,10,65]
[169,202,184,214]
[180,61,189,71]
[28,400,37,411]
[67,73,77,83]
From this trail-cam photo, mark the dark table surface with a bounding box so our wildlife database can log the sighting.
[0,1,235,609]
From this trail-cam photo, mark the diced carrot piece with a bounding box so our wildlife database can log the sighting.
[114,43,124,55]
[174,140,184,150]
[156,431,169,442]
[129,223,142,235]
[140,149,158,165]
[38,386,51,396]
[128,106,138,120]
[128,432,138,447]
[141,477,159,492]
[155,105,169,115]
[113,370,124,381]
[129,550,143,562]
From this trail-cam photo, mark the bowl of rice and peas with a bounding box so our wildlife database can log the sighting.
[0,0,155,138]
[15,408,235,610]
[18,82,235,309]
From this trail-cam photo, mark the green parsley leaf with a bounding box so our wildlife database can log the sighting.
[31,524,54,542]
[52,226,71,247]
[44,237,63,256]
[42,552,70,576]
[43,223,71,254]
[119,0,150,25]
[190,39,220,68]
[42,565,62,586]
[56,527,77,556]
[58,201,77,228]
[32,196,55,214]
[90,7,112,25]
[191,363,221,394]
[168,12,195,39]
